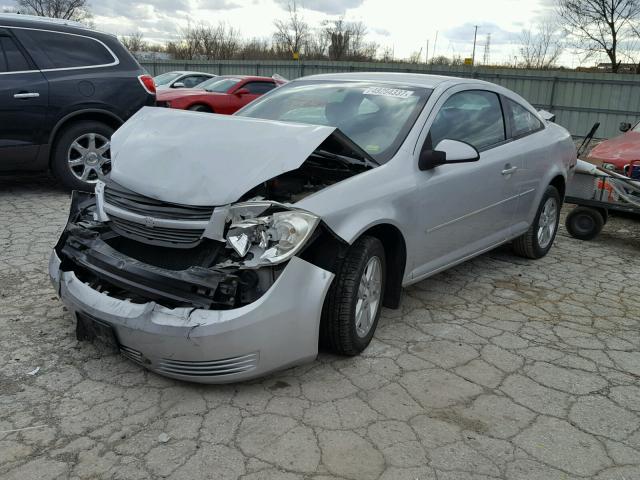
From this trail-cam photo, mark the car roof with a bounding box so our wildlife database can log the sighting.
[158,71,215,76]
[217,75,279,81]
[298,72,491,89]
[0,13,113,37]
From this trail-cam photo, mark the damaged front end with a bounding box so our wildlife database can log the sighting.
[54,186,329,311]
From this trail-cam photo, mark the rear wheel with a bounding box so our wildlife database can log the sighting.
[188,104,212,113]
[565,206,604,240]
[51,121,114,191]
[513,185,561,259]
[320,236,386,356]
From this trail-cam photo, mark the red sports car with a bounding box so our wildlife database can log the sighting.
[587,120,640,175]
[156,75,285,114]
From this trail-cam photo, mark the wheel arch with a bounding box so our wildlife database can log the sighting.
[48,110,123,167]
[359,223,407,309]
[549,174,566,201]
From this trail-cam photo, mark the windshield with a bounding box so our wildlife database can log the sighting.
[237,81,431,162]
[199,77,242,93]
[154,72,182,86]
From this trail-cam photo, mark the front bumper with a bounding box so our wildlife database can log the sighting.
[49,250,334,383]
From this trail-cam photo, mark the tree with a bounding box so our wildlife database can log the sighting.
[120,32,147,52]
[273,0,309,58]
[15,0,92,23]
[519,21,564,69]
[557,0,640,72]
[322,18,378,60]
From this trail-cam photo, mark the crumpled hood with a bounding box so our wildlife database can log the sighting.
[588,131,640,166]
[110,107,337,206]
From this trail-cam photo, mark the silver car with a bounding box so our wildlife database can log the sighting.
[49,73,576,383]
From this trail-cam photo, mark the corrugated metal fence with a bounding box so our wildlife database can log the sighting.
[141,60,640,139]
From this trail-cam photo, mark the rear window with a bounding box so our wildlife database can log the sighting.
[0,35,30,72]
[505,98,543,137]
[13,28,116,70]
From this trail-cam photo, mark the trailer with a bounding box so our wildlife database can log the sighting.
[564,160,640,240]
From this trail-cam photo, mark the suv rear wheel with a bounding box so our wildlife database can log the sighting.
[51,121,114,191]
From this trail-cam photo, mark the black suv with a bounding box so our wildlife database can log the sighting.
[0,14,156,190]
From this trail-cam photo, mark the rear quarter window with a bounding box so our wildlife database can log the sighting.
[13,28,117,70]
[505,97,544,138]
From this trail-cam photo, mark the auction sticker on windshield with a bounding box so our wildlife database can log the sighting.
[363,87,414,98]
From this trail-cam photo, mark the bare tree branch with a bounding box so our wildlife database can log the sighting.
[16,0,92,23]
[557,0,640,72]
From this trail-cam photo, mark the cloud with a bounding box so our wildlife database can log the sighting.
[444,22,517,46]
[371,26,391,37]
[273,0,365,15]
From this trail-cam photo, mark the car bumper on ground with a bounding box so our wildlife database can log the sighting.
[49,250,334,383]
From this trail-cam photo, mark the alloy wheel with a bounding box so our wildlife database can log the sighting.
[355,256,382,338]
[67,133,111,183]
[537,197,558,249]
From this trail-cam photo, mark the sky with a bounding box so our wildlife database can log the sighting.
[3,0,590,67]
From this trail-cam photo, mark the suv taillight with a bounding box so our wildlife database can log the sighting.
[138,75,156,95]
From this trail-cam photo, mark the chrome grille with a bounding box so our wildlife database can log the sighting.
[104,182,214,221]
[109,216,204,248]
[158,352,259,377]
[103,180,214,248]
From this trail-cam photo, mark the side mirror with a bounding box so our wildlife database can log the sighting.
[172,82,185,88]
[620,122,632,133]
[235,88,250,96]
[419,139,480,171]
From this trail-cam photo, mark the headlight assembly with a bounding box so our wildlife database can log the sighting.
[225,203,320,266]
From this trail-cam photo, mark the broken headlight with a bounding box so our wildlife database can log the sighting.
[225,204,320,265]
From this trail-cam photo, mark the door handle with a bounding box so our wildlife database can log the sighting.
[501,166,518,176]
[14,92,40,99]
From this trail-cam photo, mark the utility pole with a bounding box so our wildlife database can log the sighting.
[471,25,478,66]
[425,40,429,64]
[432,31,438,62]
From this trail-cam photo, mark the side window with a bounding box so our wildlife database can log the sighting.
[182,75,207,88]
[0,35,30,72]
[506,98,543,137]
[244,82,276,94]
[429,90,506,151]
[13,29,115,69]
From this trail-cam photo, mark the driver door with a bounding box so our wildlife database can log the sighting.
[411,89,522,279]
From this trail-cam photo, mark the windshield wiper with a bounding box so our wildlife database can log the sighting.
[311,149,379,169]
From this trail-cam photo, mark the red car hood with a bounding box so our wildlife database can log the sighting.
[156,89,224,101]
[587,131,640,167]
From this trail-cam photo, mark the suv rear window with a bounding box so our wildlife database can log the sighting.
[13,28,116,70]
[0,35,30,72]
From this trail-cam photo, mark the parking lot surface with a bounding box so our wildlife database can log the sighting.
[1,174,639,480]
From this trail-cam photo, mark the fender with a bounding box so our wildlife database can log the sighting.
[48,108,124,145]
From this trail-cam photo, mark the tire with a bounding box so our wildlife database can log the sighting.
[513,185,561,259]
[565,206,604,240]
[51,121,114,191]
[320,236,386,356]
[188,104,212,113]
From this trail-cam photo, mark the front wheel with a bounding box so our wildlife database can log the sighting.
[513,185,561,259]
[320,236,386,356]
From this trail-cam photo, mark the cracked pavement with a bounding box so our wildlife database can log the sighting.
[1,174,639,480]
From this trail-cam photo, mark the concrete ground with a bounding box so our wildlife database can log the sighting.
[1,174,639,480]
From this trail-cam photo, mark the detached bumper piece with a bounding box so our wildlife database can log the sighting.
[50,249,334,383]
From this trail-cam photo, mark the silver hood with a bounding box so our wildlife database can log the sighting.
[110,107,337,206]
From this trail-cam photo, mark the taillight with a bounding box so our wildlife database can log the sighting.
[138,75,156,95]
